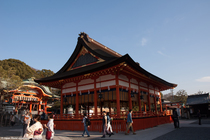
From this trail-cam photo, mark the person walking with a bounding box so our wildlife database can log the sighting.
[8,112,12,127]
[44,114,55,140]
[10,114,16,127]
[29,113,34,126]
[106,112,114,135]
[125,109,136,135]
[82,113,90,137]
[23,115,43,140]
[23,112,31,137]
[173,108,179,128]
[5,112,10,127]
[1,112,5,126]
[101,111,112,138]
[197,110,201,125]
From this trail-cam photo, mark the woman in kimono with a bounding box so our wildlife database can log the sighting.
[44,113,54,140]
[24,115,43,140]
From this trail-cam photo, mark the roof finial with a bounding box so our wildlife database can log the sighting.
[78,32,90,42]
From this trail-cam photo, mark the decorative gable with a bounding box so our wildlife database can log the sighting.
[67,47,104,71]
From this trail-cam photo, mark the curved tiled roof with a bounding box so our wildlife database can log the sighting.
[35,33,177,90]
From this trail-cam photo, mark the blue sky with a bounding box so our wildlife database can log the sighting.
[0,1,210,95]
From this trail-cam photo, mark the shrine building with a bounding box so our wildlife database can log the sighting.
[8,78,58,115]
[35,32,177,132]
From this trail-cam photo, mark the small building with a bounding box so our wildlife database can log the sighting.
[35,32,177,132]
[162,99,182,116]
[186,93,210,118]
[1,78,59,115]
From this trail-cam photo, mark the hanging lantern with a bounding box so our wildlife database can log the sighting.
[98,93,103,99]
[131,92,135,98]
[140,95,144,99]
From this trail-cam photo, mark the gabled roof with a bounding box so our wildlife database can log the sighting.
[35,33,177,90]
[186,93,210,105]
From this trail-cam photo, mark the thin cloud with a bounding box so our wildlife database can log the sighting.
[157,50,169,57]
[141,38,148,46]
[158,51,164,55]
[196,76,210,82]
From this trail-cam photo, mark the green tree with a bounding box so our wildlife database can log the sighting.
[174,89,188,104]
[36,69,54,79]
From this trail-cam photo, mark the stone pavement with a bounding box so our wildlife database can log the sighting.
[0,119,210,140]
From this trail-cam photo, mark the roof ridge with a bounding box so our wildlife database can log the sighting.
[79,32,122,58]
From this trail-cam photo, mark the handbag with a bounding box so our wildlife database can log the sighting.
[46,129,52,139]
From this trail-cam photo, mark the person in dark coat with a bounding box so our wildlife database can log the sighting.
[173,108,179,128]
[197,110,201,125]
[101,111,112,138]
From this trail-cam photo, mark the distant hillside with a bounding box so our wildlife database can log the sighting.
[0,59,54,80]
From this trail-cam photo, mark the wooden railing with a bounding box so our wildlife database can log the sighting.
[52,111,171,120]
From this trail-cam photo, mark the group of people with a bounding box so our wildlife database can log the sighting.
[0,111,16,127]
[81,111,115,138]
[22,111,54,140]
[81,109,136,138]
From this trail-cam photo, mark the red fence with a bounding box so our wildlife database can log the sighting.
[41,115,173,133]
[52,111,169,120]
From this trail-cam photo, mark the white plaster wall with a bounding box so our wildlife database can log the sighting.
[149,89,154,94]
[78,78,94,85]
[131,83,138,90]
[118,74,129,81]
[140,82,147,87]
[130,78,138,84]
[96,74,115,82]
[96,80,115,88]
[62,87,76,94]
[78,84,94,91]
[63,82,76,88]
[119,80,129,87]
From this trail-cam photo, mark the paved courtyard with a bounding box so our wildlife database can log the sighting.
[0,119,210,140]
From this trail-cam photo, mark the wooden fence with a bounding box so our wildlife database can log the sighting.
[41,115,173,132]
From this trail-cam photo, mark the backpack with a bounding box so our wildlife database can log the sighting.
[107,116,111,123]
[85,118,91,126]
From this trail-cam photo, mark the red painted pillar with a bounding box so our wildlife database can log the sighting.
[76,82,79,118]
[128,78,132,110]
[60,89,64,115]
[148,88,151,112]
[29,102,32,113]
[154,96,157,114]
[87,103,89,117]
[138,90,141,113]
[94,78,98,117]
[44,100,48,114]
[159,91,163,112]
[144,103,146,112]
[154,90,157,114]
[115,72,121,117]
